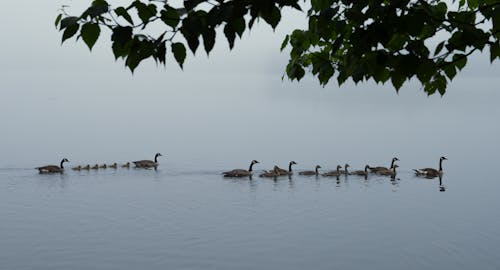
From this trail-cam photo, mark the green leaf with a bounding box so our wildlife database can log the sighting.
[453,54,467,70]
[172,42,187,69]
[490,42,500,63]
[81,23,100,50]
[115,7,134,25]
[60,16,79,30]
[62,24,79,43]
[224,24,236,49]
[262,6,281,29]
[202,27,216,55]
[281,35,289,51]
[55,14,62,28]
[434,41,445,56]
[160,6,180,28]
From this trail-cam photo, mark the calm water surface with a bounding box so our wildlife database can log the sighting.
[1,163,499,270]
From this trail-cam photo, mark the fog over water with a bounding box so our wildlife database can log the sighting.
[1,1,500,270]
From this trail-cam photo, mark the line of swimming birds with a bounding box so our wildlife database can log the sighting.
[35,153,447,179]
[224,156,447,179]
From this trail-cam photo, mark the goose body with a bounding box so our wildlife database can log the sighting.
[223,160,259,177]
[36,158,69,174]
[82,165,91,170]
[414,157,447,179]
[299,165,321,176]
[369,157,399,173]
[350,165,370,176]
[322,165,343,177]
[379,165,399,178]
[133,153,162,168]
[273,161,297,175]
[259,167,280,178]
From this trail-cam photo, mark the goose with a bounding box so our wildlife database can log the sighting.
[82,165,91,170]
[133,153,162,168]
[274,161,297,175]
[36,158,69,174]
[414,156,447,179]
[71,165,82,171]
[121,162,130,168]
[108,163,117,169]
[339,163,350,175]
[259,167,280,178]
[369,157,399,173]
[91,164,99,170]
[322,165,343,177]
[379,164,399,178]
[223,160,259,177]
[350,165,370,176]
[299,165,322,176]
[99,164,107,169]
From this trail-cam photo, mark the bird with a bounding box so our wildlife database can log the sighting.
[273,161,297,175]
[350,165,370,177]
[414,156,447,179]
[223,160,259,177]
[108,163,117,169]
[71,165,82,171]
[299,165,322,176]
[99,164,107,169]
[339,163,350,175]
[91,164,99,170]
[121,162,130,168]
[259,167,281,178]
[133,153,162,168]
[379,164,399,178]
[36,158,69,174]
[82,165,91,170]
[322,165,343,177]
[369,157,399,173]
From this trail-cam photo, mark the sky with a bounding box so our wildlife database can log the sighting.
[0,1,499,171]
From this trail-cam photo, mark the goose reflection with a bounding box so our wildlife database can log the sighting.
[439,174,446,192]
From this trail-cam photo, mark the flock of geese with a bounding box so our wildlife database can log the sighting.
[222,157,448,179]
[36,153,447,180]
[35,153,163,173]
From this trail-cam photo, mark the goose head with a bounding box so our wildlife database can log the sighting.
[155,153,162,158]
[364,165,370,170]
[393,157,399,162]
[440,156,447,161]
[315,165,322,169]
[251,160,259,165]
[290,161,297,165]
[62,158,69,163]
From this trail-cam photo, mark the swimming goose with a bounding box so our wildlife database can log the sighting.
[274,161,297,175]
[369,157,399,173]
[339,164,350,175]
[259,167,280,178]
[379,165,399,178]
[350,165,370,176]
[72,165,82,171]
[414,156,447,179]
[322,165,343,177]
[223,160,259,177]
[99,164,107,169]
[36,158,69,174]
[299,165,322,176]
[121,162,130,168]
[91,164,99,170]
[133,153,162,168]
[109,163,117,169]
[82,165,91,170]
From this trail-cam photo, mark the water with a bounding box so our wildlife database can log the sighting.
[1,161,500,270]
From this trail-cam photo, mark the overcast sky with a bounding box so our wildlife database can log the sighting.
[0,1,498,170]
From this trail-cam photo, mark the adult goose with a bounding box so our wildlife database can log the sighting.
[322,165,343,177]
[379,165,399,178]
[274,161,297,175]
[369,157,399,173]
[299,165,322,176]
[133,153,163,168]
[36,158,69,174]
[350,165,370,176]
[414,156,447,179]
[223,160,259,177]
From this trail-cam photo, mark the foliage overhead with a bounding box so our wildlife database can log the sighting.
[56,0,500,95]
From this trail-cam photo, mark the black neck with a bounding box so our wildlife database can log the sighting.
[60,160,65,168]
[249,162,254,172]
[439,159,443,171]
[390,159,395,168]
[288,162,293,172]
[315,167,319,174]
[344,165,348,174]
[154,154,158,163]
